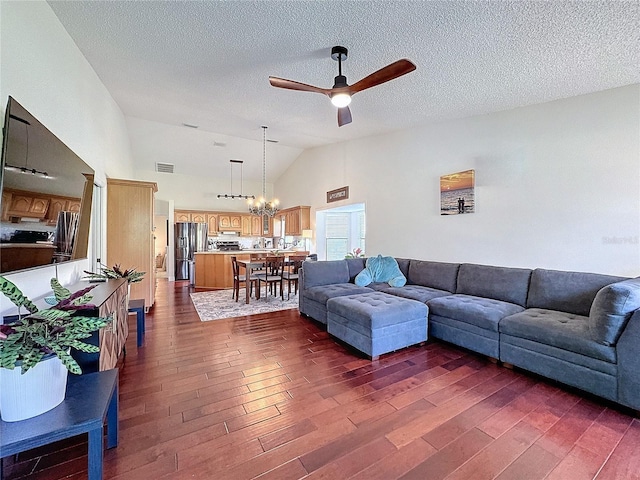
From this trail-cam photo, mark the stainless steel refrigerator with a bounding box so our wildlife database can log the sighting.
[175,222,208,284]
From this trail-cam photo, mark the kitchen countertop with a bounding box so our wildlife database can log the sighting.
[0,243,56,249]
[196,249,303,255]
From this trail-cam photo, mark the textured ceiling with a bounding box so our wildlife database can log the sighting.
[47,1,639,182]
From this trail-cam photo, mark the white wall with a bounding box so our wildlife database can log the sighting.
[138,170,273,213]
[276,85,640,277]
[0,1,134,314]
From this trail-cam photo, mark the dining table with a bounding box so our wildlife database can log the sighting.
[236,257,302,304]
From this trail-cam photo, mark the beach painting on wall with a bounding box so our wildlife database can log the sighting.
[440,169,475,215]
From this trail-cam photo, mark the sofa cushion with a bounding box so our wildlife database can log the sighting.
[456,264,532,307]
[355,255,406,287]
[345,258,367,282]
[427,294,524,332]
[527,269,626,316]
[395,258,411,279]
[304,283,374,305]
[408,260,460,293]
[500,308,616,363]
[589,277,640,346]
[303,260,349,288]
[379,285,451,303]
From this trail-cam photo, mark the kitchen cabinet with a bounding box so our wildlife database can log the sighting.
[1,191,11,221]
[174,210,271,236]
[250,216,263,236]
[241,215,252,236]
[6,193,50,219]
[195,252,251,289]
[207,213,218,235]
[67,199,81,213]
[219,214,242,231]
[175,211,191,222]
[45,196,82,225]
[262,215,273,236]
[107,178,158,309]
[191,212,207,223]
[280,206,310,236]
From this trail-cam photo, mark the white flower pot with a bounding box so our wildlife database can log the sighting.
[0,354,68,422]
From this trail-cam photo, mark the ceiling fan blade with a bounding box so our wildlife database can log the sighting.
[269,77,330,95]
[337,106,352,127]
[348,59,416,95]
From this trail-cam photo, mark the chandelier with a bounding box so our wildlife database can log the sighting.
[248,126,279,217]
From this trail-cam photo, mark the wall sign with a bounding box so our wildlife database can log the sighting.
[326,186,349,203]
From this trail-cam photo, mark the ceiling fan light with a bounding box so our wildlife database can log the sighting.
[331,93,351,108]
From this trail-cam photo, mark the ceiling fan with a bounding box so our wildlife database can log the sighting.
[269,46,416,127]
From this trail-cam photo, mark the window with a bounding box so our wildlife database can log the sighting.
[316,203,366,261]
[325,214,349,260]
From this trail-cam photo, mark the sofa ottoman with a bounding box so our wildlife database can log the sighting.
[327,292,428,359]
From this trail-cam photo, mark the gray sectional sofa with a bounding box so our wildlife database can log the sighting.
[299,257,640,410]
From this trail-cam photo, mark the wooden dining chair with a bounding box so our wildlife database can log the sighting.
[281,255,306,299]
[250,252,267,272]
[231,256,256,302]
[254,256,284,300]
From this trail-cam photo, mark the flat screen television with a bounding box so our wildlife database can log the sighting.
[0,96,94,274]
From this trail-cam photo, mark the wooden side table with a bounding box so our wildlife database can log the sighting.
[128,299,146,347]
[0,369,119,480]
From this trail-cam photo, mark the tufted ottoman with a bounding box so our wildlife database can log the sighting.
[326,292,428,360]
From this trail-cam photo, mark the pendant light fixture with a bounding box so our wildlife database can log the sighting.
[4,114,51,178]
[217,159,255,200]
[248,126,279,217]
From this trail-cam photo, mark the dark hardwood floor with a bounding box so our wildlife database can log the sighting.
[3,279,639,480]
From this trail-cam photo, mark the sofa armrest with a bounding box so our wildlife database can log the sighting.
[616,309,640,409]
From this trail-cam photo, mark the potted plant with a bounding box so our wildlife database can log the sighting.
[345,247,365,259]
[83,263,145,284]
[0,276,110,421]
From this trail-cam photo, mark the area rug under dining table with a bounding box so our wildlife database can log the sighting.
[190,289,299,321]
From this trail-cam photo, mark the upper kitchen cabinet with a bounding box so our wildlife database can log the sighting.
[175,211,191,222]
[250,215,263,236]
[219,214,242,231]
[106,178,158,309]
[175,210,207,224]
[261,215,273,237]
[280,206,311,236]
[45,195,82,226]
[207,213,218,235]
[191,212,207,223]
[5,191,50,219]
[241,215,252,236]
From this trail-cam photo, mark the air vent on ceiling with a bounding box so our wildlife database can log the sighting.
[155,162,174,174]
[213,141,227,147]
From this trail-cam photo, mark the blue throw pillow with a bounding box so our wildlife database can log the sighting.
[355,255,406,287]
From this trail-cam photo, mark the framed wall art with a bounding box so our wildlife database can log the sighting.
[440,169,475,215]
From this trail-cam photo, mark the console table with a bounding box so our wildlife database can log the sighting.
[0,369,119,480]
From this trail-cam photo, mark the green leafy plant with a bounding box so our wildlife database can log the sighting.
[0,277,110,374]
[84,263,145,284]
[345,247,364,259]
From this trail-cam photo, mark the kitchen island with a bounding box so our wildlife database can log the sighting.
[0,243,56,273]
[194,250,301,289]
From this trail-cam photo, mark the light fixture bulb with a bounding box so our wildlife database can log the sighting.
[331,93,351,108]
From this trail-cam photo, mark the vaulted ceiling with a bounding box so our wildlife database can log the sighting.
[48,1,639,182]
